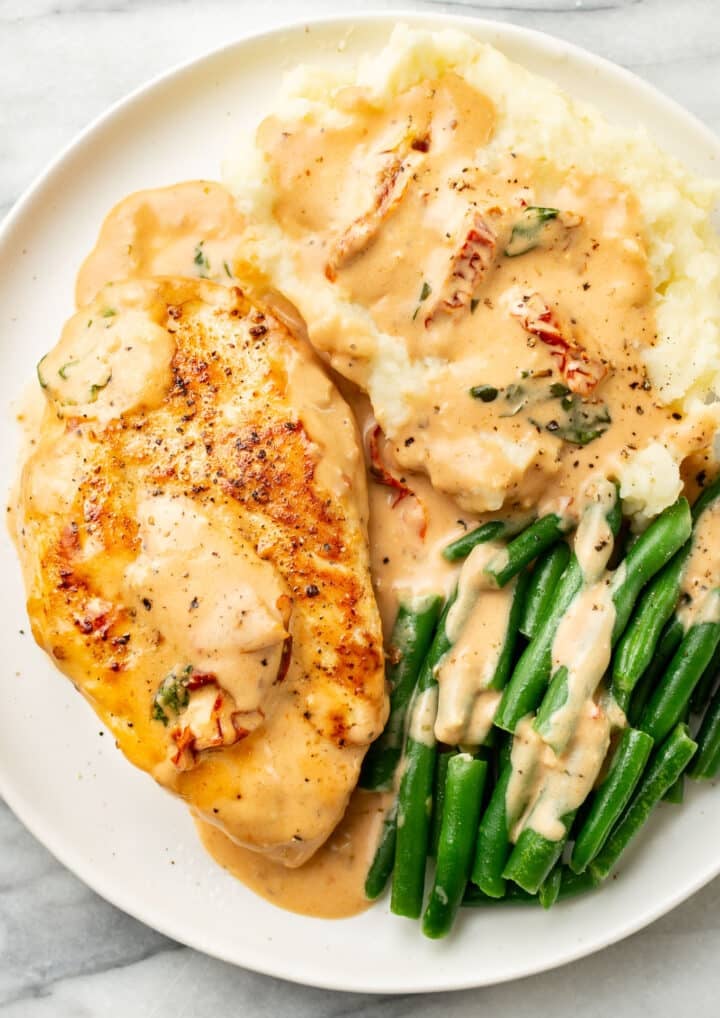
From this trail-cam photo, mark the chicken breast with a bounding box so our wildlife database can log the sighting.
[14,277,386,865]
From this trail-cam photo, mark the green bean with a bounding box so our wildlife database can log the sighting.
[690,640,720,715]
[570,728,653,873]
[557,866,600,902]
[614,482,720,714]
[391,596,454,919]
[495,491,621,733]
[360,596,443,791]
[627,616,684,725]
[613,483,720,712]
[611,546,690,711]
[470,760,514,898]
[689,684,720,780]
[482,726,500,750]
[590,723,697,881]
[429,749,455,857]
[491,568,532,691]
[640,614,720,743]
[627,667,656,728]
[494,557,583,732]
[485,514,571,588]
[442,520,508,563]
[610,498,692,645]
[519,542,571,639]
[462,866,597,907]
[462,883,536,907]
[364,802,398,900]
[498,731,512,771]
[422,755,488,938]
[502,811,576,895]
[462,867,598,908]
[538,866,563,909]
[655,615,685,666]
[532,665,572,749]
[533,499,692,751]
[662,774,684,803]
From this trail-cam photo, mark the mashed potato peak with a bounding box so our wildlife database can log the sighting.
[225,24,720,523]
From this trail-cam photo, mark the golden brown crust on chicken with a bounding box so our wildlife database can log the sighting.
[15,278,386,864]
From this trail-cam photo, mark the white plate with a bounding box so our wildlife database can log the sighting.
[1,10,719,995]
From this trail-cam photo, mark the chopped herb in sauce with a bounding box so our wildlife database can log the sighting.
[412,280,432,320]
[36,356,48,390]
[194,242,210,276]
[501,382,528,416]
[58,359,80,380]
[88,371,112,402]
[470,384,499,403]
[470,297,480,314]
[101,307,116,318]
[532,394,612,445]
[505,206,560,257]
[223,260,233,278]
[152,665,193,726]
[468,372,612,445]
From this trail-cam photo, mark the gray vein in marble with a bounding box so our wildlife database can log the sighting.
[0,805,178,1009]
[433,0,644,11]
[0,0,193,18]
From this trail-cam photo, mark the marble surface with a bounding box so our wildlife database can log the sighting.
[2,0,720,1013]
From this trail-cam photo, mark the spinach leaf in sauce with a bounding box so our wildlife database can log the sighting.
[505,207,560,257]
[152,665,193,725]
[538,395,612,446]
[468,372,612,446]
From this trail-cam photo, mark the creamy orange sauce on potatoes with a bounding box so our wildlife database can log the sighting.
[253,72,717,516]
[11,31,720,920]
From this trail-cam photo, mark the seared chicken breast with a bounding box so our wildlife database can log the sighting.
[15,278,386,865]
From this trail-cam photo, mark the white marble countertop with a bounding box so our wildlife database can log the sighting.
[2,0,720,1014]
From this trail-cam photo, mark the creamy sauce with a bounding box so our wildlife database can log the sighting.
[196,789,392,918]
[445,540,506,642]
[39,291,175,424]
[508,706,611,842]
[539,483,620,753]
[408,686,439,747]
[573,477,617,582]
[435,544,515,745]
[504,718,543,827]
[678,500,720,630]
[257,73,714,517]
[125,495,289,720]
[76,180,246,306]
[547,577,615,753]
[341,382,465,635]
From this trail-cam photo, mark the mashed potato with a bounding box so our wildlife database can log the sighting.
[225,24,720,523]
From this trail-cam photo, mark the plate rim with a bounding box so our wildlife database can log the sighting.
[1,7,719,993]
